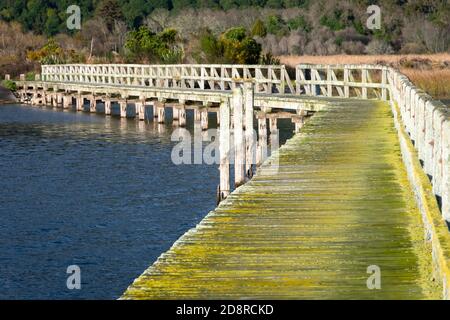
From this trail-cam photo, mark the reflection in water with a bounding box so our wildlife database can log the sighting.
[0,104,294,300]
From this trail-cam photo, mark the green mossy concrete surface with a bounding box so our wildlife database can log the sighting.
[122,100,440,300]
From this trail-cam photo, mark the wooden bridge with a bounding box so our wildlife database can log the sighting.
[10,63,450,299]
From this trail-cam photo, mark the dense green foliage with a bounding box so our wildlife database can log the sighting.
[199,27,262,64]
[125,27,183,63]
[1,79,17,91]
[0,0,312,35]
[3,0,446,36]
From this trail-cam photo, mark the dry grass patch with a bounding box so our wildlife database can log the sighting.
[280,54,450,99]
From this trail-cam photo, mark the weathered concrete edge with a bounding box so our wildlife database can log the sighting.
[390,100,450,300]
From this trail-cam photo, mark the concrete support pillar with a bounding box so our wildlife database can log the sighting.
[233,87,245,188]
[173,107,179,120]
[244,82,255,179]
[154,101,165,123]
[52,93,58,107]
[269,118,277,134]
[134,102,140,119]
[295,110,306,133]
[294,117,305,133]
[104,99,111,115]
[90,96,96,113]
[57,93,63,107]
[269,117,279,154]
[137,101,145,121]
[119,101,127,118]
[63,95,71,109]
[218,100,231,202]
[179,106,187,127]
[43,92,49,105]
[76,94,83,111]
[257,116,267,166]
[201,109,209,131]
[194,109,201,122]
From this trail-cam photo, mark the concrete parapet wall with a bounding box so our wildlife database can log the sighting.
[390,100,450,299]
[389,69,449,222]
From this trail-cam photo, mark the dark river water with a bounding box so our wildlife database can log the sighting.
[0,103,294,299]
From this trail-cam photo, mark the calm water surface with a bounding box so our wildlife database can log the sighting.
[0,104,294,299]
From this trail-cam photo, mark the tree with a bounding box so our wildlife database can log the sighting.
[251,19,267,37]
[27,39,65,64]
[220,27,261,64]
[125,26,183,63]
[97,0,124,31]
[44,9,61,36]
[199,29,224,62]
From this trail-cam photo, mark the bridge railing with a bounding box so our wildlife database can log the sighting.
[388,68,449,221]
[41,64,295,94]
[296,64,389,100]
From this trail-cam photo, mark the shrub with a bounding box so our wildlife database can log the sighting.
[251,19,267,37]
[287,15,310,32]
[266,15,289,37]
[1,79,17,91]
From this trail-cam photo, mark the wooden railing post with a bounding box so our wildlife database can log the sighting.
[361,67,368,99]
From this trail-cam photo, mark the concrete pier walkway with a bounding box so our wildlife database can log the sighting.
[124,99,439,299]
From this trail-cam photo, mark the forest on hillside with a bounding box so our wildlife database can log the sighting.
[0,0,449,76]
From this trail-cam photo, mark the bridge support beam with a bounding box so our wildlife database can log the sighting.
[56,93,63,107]
[136,101,145,121]
[119,101,127,118]
[90,95,96,113]
[257,116,267,166]
[76,94,83,111]
[194,109,201,122]
[218,100,230,203]
[269,117,279,154]
[295,110,306,133]
[173,107,179,121]
[178,106,186,127]
[244,82,255,179]
[52,93,58,107]
[104,98,111,115]
[63,95,71,109]
[233,87,245,188]
[201,109,209,131]
[155,101,165,123]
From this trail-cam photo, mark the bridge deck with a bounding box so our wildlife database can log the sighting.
[122,99,439,299]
